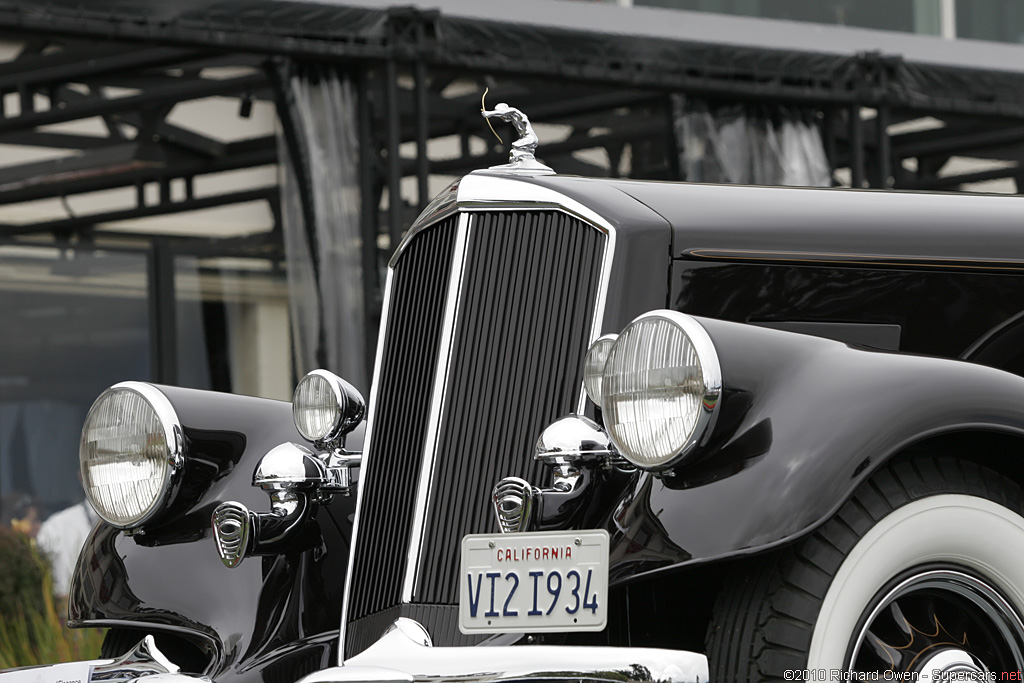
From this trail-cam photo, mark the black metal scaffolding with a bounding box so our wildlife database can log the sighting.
[2,0,1024,379]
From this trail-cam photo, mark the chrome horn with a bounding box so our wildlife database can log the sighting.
[212,443,325,568]
[492,415,625,533]
[492,478,535,534]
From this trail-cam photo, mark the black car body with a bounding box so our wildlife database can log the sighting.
[18,170,1024,682]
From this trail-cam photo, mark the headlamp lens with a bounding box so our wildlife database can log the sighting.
[602,312,720,469]
[293,372,340,442]
[80,386,177,527]
[583,335,618,407]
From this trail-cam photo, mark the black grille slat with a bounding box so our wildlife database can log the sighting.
[346,210,606,655]
[348,218,458,620]
[345,606,401,657]
[415,211,605,603]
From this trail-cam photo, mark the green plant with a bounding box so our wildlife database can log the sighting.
[0,527,105,669]
[0,525,46,618]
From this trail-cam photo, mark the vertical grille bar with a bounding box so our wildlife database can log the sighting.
[347,218,458,620]
[413,211,606,604]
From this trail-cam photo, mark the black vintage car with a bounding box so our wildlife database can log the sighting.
[7,122,1024,683]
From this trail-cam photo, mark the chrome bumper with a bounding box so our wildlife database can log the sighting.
[0,635,202,683]
[0,621,708,683]
[301,619,708,683]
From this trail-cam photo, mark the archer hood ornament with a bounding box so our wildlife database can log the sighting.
[481,102,554,174]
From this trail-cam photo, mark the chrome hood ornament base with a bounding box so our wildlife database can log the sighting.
[481,103,554,175]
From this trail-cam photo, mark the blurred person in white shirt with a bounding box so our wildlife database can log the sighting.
[37,499,98,598]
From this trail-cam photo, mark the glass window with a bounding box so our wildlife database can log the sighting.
[957,0,1024,44]
[634,0,918,34]
[0,245,150,529]
[0,246,292,531]
[175,256,292,400]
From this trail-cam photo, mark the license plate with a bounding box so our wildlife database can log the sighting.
[459,529,609,634]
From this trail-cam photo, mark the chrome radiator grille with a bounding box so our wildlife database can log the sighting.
[346,210,607,655]
[347,216,458,620]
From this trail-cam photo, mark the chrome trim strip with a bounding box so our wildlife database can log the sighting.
[110,381,185,471]
[392,172,616,265]
[401,213,471,602]
[393,178,462,266]
[457,173,616,235]
[339,266,396,663]
[579,220,615,414]
[306,618,708,683]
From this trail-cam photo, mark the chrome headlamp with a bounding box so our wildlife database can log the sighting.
[292,369,365,448]
[589,310,721,471]
[79,382,184,529]
[583,334,618,408]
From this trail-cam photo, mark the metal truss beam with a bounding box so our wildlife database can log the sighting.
[6,5,1024,121]
[44,84,230,157]
[395,82,659,145]
[1,186,277,236]
[540,154,610,177]
[0,45,210,91]
[0,15,888,110]
[896,165,1021,191]
[892,123,1024,159]
[0,136,275,205]
[0,142,143,188]
[127,116,228,157]
[0,73,266,134]
[821,111,1024,180]
[419,122,663,176]
[0,130,110,149]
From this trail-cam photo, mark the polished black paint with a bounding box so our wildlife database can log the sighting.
[619,181,1024,264]
[597,316,1024,583]
[672,262,1024,359]
[516,176,1024,267]
[68,385,355,683]
[964,309,1024,377]
[510,174,1024,581]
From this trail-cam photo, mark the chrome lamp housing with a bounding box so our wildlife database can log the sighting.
[535,414,616,467]
[585,310,722,472]
[79,381,185,530]
[253,442,330,490]
[292,369,365,450]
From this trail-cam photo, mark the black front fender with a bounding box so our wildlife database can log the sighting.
[603,317,1024,584]
[68,385,356,682]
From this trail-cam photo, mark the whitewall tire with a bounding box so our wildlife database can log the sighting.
[707,457,1024,681]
